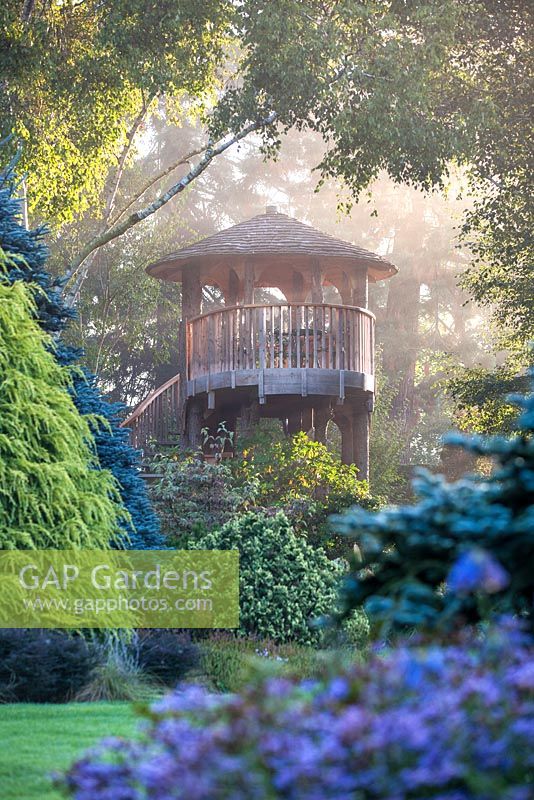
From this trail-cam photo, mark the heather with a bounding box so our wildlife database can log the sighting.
[61,620,534,800]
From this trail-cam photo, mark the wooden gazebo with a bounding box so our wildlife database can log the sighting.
[123,206,397,478]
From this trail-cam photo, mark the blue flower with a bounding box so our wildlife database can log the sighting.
[447,549,509,595]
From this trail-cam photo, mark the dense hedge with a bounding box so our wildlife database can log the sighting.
[0,629,95,703]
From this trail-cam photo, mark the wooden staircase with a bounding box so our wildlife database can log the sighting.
[121,373,181,451]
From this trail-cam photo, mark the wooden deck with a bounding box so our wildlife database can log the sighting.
[122,303,375,450]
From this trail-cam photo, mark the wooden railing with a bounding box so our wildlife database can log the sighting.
[187,303,374,380]
[120,373,181,450]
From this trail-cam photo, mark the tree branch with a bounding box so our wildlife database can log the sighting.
[62,112,277,308]
[107,143,206,227]
[103,99,153,223]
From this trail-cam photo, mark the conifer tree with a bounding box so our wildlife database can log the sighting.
[0,261,124,547]
[0,169,162,548]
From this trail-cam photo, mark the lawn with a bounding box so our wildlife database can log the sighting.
[0,702,139,800]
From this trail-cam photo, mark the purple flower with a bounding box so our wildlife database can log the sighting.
[447,548,510,594]
[61,620,533,800]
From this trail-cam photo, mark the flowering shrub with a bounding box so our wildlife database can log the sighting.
[61,621,533,799]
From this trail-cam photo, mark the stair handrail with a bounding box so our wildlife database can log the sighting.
[120,373,181,429]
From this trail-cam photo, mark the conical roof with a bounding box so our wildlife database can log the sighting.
[147,207,397,282]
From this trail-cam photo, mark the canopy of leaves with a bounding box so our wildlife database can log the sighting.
[0,0,232,224]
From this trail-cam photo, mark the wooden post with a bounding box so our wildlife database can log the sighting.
[227,268,240,306]
[311,258,323,303]
[187,400,204,453]
[338,415,354,465]
[240,398,260,438]
[290,270,305,303]
[352,269,368,308]
[244,259,255,304]
[179,270,202,447]
[313,408,330,444]
[352,406,370,480]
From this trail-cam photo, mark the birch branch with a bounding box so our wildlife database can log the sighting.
[108,144,206,227]
[62,112,276,308]
[103,100,153,222]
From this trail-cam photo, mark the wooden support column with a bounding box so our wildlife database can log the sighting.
[339,271,352,305]
[187,400,204,453]
[179,270,202,448]
[352,269,369,308]
[290,270,305,303]
[313,408,330,444]
[311,258,323,303]
[341,418,354,465]
[301,407,313,435]
[244,259,255,304]
[227,268,240,306]
[352,406,370,480]
[240,399,260,438]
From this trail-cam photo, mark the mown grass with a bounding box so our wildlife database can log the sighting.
[0,702,139,800]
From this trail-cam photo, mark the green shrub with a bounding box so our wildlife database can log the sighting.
[190,511,347,645]
[334,367,534,633]
[200,634,324,692]
[200,634,249,692]
[238,432,377,556]
[0,629,95,703]
[149,454,257,546]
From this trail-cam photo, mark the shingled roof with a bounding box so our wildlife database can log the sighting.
[147,206,397,282]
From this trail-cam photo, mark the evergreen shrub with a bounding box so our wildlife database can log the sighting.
[189,511,358,645]
[0,629,95,703]
[334,369,534,632]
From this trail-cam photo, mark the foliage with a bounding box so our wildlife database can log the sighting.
[150,454,258,547]
[200,633,324,693]
[136,630,200,686]
[62,620,534,799]
[333,369,534,633]
[239,432,376,555]
[199,634,250,693]
[0,273,125,547]
[0,165,162,549]
[72,370,163,549]
[448,363,530,435]
[0,629,95,703]
[369,360,409,498]
[1,0,232,225]
[189,511,348,645]
[75,634,159,703]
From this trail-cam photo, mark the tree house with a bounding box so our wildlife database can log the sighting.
[123,206,397,479]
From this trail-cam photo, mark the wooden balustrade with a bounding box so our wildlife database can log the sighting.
[187,303,374,381]
[120,373,181,450]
